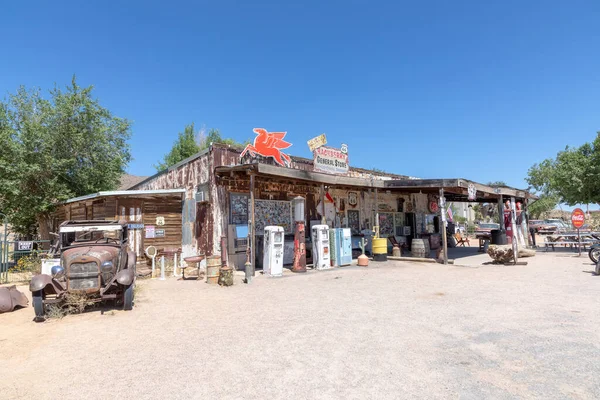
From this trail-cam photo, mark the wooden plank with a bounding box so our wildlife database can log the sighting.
[257,164,385,188]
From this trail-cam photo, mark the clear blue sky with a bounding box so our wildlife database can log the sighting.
[2,1,599,192]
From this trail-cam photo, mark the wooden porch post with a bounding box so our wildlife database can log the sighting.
[497,195,504,230]
[321,184,325,224]
[374,188,379,236]
[510,197,518,264]
[250,173,256,276]
[440,188,448,265]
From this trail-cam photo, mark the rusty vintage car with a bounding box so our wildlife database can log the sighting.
[29,220,136,321]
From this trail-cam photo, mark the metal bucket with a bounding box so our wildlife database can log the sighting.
[206,255,221,284]
[372,238,387,262]
[411,239,428,258]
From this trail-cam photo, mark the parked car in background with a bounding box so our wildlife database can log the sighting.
[528,220,544,232]
[29,220,136,322]
[474,223,500,239]
[538,219,570,234]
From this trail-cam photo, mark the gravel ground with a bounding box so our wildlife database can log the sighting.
[1,252,599,400]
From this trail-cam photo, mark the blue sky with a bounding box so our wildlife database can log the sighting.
[2,1,599,194]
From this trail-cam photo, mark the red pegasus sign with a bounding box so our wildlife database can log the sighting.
[241,128,292,167]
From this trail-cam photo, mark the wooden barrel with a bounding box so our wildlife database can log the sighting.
[411,239,428,258]
[372,238,388,261]
[206,255,221,284]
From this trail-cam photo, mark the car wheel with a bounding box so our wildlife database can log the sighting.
[596,262,600,276]
[589,248,600,264]
[32,291,46,322]
[123,283,134,311]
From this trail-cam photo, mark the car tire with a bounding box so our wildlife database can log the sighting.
[32,291,46,322]
[596,262,600,276]
[123,283,134,311]
[589,248,600,264]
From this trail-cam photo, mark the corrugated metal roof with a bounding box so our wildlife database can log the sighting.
[63,189,186,204]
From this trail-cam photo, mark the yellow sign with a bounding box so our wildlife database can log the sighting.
[307,134,327,152]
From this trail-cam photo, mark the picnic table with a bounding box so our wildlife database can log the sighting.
[544,231,600,251]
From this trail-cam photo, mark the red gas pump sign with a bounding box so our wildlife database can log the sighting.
[571,208,585,229]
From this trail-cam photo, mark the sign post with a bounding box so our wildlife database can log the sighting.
[571,208,585,256]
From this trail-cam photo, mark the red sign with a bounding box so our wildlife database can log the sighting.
[571,208,585,229]
[240,128,292,167]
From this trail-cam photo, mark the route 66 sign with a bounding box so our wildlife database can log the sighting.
[340,143,348,154]
[156,216,165,226]
[348,192,358,207]
[468,183,476,201]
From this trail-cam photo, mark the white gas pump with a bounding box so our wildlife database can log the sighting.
[311,225,331,270]
[263,226,284,276]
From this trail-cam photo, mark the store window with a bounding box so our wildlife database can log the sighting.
[230,193,249,224]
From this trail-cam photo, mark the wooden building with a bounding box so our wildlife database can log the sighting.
[119,143,535,269]
[55,189,185,259]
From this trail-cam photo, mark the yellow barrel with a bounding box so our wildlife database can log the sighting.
[206,255,221,284]
[372,238,388,262]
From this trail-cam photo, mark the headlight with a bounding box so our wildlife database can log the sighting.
[101,261,114,272]
[51,265,65,279]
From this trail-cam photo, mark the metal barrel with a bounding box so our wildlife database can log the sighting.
[206,255,221,284]
[372,238,387,262]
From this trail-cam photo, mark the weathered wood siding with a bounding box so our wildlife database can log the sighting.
[142,196,182,251]
[131,152,211,257]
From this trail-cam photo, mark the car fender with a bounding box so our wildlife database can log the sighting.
[116,250,136,286]
[29,274,64,295]
[0,286,29,313]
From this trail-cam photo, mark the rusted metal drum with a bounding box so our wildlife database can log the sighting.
[372,238,387,262]
[206,255,221,284]
[218,266,234,286]
[411,239,428,258]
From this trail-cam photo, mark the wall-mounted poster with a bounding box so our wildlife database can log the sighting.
[379,212,395,237]
[230,193,249,224]
[255,199,292,234]
[347,210,360,234]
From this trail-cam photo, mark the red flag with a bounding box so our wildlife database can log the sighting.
[447,204,454,222]
[325,192,335,204]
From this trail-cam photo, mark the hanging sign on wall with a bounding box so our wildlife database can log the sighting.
[240,128,292,167]
[307,134,327,152]
[313,146,349,174]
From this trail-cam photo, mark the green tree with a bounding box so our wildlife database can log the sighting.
[527,194,559,219]
[527,132,600,206]
[0,77,131,238]
[155,123,200,171]
[156,126,248,171]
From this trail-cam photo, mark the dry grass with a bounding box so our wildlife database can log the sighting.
[46,292,98,319]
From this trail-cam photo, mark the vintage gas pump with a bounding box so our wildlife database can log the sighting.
[292,196,307,273]
[263,226,284,276]
[311,224,331,270]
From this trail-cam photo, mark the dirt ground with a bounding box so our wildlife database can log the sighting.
[1,251,599,400]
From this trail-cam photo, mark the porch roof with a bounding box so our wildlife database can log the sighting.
[63,189,186,204]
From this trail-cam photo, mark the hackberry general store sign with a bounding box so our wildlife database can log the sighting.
[313,146,349,174]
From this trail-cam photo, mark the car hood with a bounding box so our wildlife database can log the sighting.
[62,245,120,264]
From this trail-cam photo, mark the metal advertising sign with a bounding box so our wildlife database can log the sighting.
[468,183,476,201]
[307,134,327,152]
[241,128,292,167]
[17,241,33,251]
[313,146,349,174]
[145,225,155,239]
[571,208,585,229]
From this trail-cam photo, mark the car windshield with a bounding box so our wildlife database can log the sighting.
[60,225,123,247]
[478,224,500,229]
